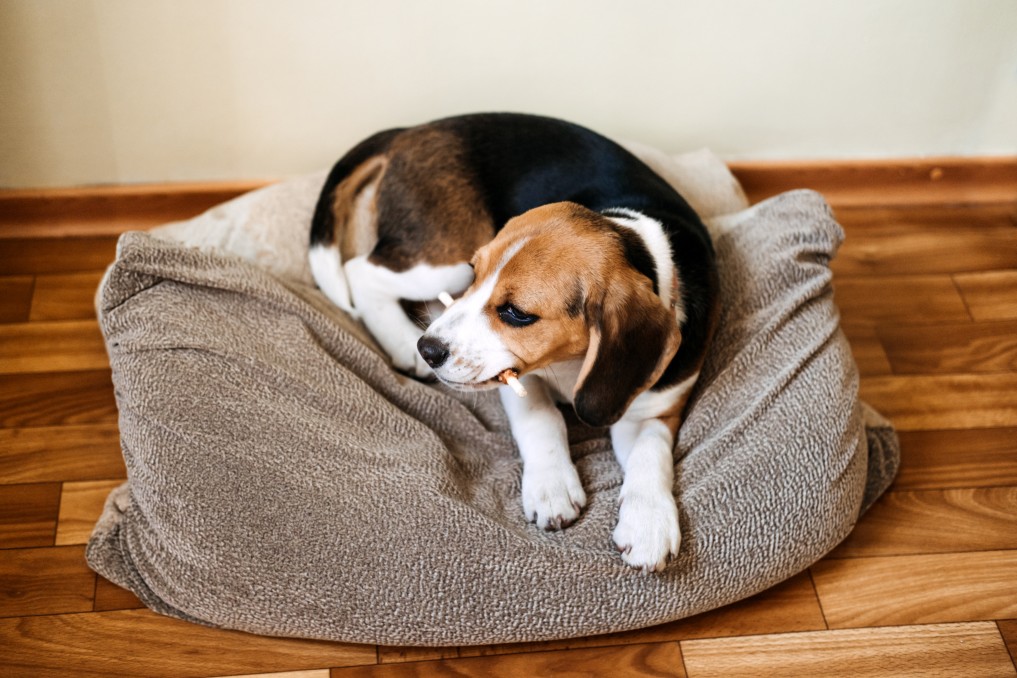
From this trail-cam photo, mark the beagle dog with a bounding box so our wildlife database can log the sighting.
[309,113,718,572]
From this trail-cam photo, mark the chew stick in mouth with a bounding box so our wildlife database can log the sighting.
[497,369,527,397]
[437,291,527,398]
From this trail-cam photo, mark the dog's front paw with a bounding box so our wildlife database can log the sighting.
[521,463,587,531]
[612,490,680,573]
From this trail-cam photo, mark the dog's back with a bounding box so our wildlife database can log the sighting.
[311,113,707,261]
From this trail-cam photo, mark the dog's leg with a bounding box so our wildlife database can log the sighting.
[345,256,474,377]
[610,419,640,468]
[610,417,681,572]
[500,375,586,530]
[309,244,359,319]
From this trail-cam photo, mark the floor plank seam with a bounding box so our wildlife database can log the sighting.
[806,568,831,631]
[949,273,978,322]
[997,621,1017,673]
[817,546,1017,560]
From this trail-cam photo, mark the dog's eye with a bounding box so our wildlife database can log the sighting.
[497,303,539,328]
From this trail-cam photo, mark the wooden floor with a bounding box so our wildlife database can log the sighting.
[1,171,1016,676]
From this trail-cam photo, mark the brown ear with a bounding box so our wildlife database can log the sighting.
[573,276,681,427]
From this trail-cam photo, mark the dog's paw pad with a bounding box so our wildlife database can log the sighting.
[522,465,587,531]
[612,491,680,573]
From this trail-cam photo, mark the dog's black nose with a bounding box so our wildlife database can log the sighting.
[417,336,450,369]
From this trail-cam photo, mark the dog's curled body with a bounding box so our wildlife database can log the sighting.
[310,113,718,571]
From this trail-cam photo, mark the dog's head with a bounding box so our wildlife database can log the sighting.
[418,202,681,427]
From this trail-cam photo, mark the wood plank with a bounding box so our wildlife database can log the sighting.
[0,320,108,374]
[732,157,1017,207]
[834,203,1017,231]
[2,159,1013,239]
[0,370,117,428]
[333,642,684,678]
[0,181,267,238]
[0,482,60,548]
[830,487,1017,557]
[833,275,971,325]
[209,674,329,678]
[859,373,1017,431]
[29,272,105,322]
[954,271,1017,321]
[93,575,143,612]
[810,550,1017,628]
[0,276,34,323]
[211,672,331,678]
[680,622,1015,678]
[55,480,123,545]
[0,424,125,484]
[832,205,1017,277]
[459,572,825,657]
[0,545,95,617]
[378,647,458,664]
[878,320,1017,375]
[0,236,118,274]
[895,428,1017,490]
[0,608,375,678]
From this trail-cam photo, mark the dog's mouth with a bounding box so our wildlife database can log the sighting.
[435,371,519,392]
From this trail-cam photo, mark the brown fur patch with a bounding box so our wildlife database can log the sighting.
[334,155,387,262]
[325,125,496,272]
[367,127,494,271]
[657,393,692,439]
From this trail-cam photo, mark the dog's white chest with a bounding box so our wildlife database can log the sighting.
[534,360,584,405]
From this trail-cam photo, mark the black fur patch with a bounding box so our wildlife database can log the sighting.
[601,217,659,295]
[566,281,584,318]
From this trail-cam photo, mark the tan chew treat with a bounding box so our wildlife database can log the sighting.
[498,369,527,398]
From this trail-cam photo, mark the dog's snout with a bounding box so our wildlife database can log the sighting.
[417,335,450,369]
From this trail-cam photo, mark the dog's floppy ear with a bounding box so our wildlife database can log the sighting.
[573,275,681,428]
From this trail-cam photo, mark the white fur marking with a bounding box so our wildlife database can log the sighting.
[309,244,358,318]
[606,208,685,324]
[622,371,700,422]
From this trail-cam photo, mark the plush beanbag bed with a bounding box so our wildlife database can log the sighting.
[87,147,899,646]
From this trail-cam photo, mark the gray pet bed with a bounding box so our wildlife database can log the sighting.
[86,150,899,647]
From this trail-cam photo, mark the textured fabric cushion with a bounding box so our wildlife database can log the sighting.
[87,150,899,647]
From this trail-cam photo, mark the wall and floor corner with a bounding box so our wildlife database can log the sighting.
[0,0,1015,190]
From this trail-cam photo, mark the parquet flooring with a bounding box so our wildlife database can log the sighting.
[1,178,1016,676]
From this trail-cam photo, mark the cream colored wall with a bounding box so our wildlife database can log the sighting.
[1,0,1015,188]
